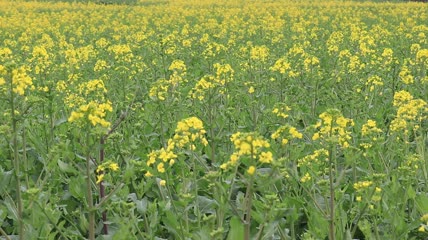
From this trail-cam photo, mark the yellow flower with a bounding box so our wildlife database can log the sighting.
[259,151,273,164]
[109,163,119,171]
[157,163,165,173]
[159,180,166,186]
[421,213,428,223]
[96,174,105,184]
[300,173,311,183]
[247,166,256,175]
[248,86,255,94]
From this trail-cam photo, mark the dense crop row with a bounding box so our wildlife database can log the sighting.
[0,0,427,239]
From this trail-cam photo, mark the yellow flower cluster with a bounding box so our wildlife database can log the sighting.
[108,44,134,62]
[221,132,273,173]
[312,109,354,148]
[419,213,428,232]
[172,116,209,149]
[66,79,112,128]
[398,63,414,85]
[145,117,208,181]
[189,63,234,100]
[297,148,329,168]
[390,90,427,133]
[149,79,170,101]
[149,60,188,101]
[359,119,383,153]
[416,49,428,65]
[168,59,187,85]
[270,57,291,74]
[366,75,384,92]
[95,161,120,184]
[68,100,113,128]
[271,124,303,146]
[398,154,423,173]
[250,45,269,62]
[30,46,52,74]
[146,148,178,174]
[361,120,383,137]
[297,148,329,183]
[353,180,382,204]
[272,103,292,119]
[0,66,34,96]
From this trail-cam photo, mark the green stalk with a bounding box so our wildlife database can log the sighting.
[192,152,201,229]
[165,175,186,240]
[10,78,24,240]
[0,227,11,240]
[243,177,254,240]
[328,145,336,240]
[85,133,95,240]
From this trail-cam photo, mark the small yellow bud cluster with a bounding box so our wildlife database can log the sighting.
[418,213,428,232]
[189,63,234,100]
[398,63,414,85]
[353,180,382,205]
[271,124,303,146]
[146,148,178,176]
[297,148,329,183]
[168,60,187,85]
[221,132,273,174]
[361,120,382,136]
[312,109,354,148]
[96,161,119,184]
[149,79,170,101]
[150,60,188,101]
[359,120,383,153]
[272,103,291,119]
[303,55,320,72]
[365,75,384,92]
[398,154,422,173]
[108,44,133,62]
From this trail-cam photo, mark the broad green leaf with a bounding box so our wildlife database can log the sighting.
[227,216,244,240]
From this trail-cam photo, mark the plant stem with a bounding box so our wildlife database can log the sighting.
[328,146,336,240]
[99,137,108,235]
[10,81,24,240]
[244,177,254,240]
[0,226,11,240]
[86,151,95,240]
[164,176,186,240]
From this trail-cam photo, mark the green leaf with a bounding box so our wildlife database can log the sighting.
[406,186,416,199]
[197,196,217,214]
[227,216,244,240]
[136,197,148,214]
[162,210,179,237]
[0,169,12,194]
[69,175,86,200]
[58,159,77,174]
[415,194,428,212]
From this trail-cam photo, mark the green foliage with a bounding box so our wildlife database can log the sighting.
[0,0,427,239]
